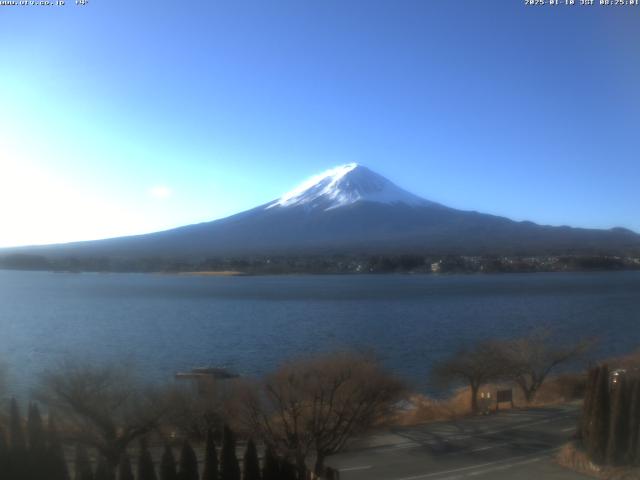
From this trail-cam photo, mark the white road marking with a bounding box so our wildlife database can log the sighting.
[370,415,573,453]
[416,415,573,442]
[369,441,422,452]
[469,442,511,452]
[339,465,372,472]
[561,427,575,432]
[466,456,543,476]
[392,442,423,449]
[393,449,556,480]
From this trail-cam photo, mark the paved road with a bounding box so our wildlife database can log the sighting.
[326,404,589,480]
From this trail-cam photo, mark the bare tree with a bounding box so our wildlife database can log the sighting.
[432,340,505,414]
[242,351,405,477]
[161,380,225,441]
[0,361,7,402]
[38,361,168,470]
[497,329,591,403]
[161,376,246,441]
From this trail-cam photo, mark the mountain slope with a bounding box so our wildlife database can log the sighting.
[4,164,640,259]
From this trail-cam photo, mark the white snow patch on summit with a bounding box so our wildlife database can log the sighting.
[266,163,432,211]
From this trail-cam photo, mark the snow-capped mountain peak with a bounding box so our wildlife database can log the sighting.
[266,163,432,211]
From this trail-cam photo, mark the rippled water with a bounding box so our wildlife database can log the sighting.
[1,270,639,395]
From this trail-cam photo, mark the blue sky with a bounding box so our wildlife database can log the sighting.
[1,1,639,247]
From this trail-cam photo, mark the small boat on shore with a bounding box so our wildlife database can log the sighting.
[175,366,239,380]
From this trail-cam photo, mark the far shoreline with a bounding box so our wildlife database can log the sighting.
[2,252,639,276]
[172,270,247,277]
[2,267,640,277]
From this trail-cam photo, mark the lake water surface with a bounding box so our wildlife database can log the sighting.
[1,270,639,395]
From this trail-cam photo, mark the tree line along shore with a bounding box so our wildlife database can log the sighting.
[1,252,639,275]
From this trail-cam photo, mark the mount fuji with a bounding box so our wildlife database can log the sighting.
[5,164,640,259]
[264,163,432,211]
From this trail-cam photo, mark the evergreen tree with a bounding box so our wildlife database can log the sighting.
[323,466,340,480]
[202,429,219,480]
[179,440,199,480]
[626,379,640,465]
[27,403,46,454]
[587,365,610,464]
[607,375,629,465]
[0,428,9,480]
[95,456,116,480]
[27,403,47,480]
[47,414,71,480]
[75,444,95,480]
[160,445,178,480]
[220,426,240,480]
[9,398,27,480]
[260,446,279,480]
[278,458,297,480]
[242,439,260,480]
[636,414,640,469]
[118,453,135,480]
[579,367,598,445]
[137,438,158,480]
[10,398,26,451]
